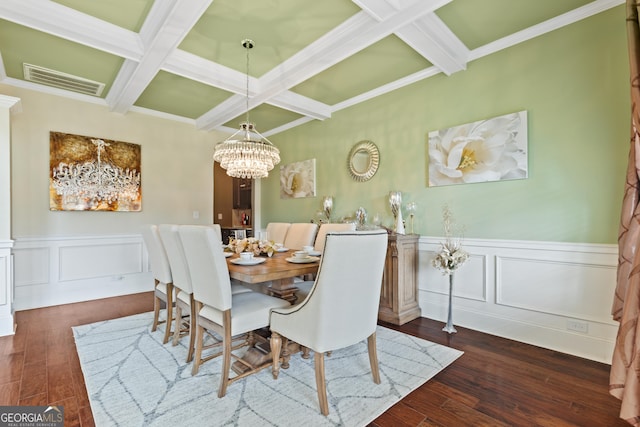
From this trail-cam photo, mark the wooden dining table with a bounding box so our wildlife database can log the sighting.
[226,249,320,303]
[225,249,320,374]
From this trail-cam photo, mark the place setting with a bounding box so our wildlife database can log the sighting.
[229,251,266,265]
[286,246,321,264]
[273,242,289,253]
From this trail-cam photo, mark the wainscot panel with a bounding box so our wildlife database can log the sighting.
[0,241,14,336]
[12,235,152,310]
[418,237,618,364]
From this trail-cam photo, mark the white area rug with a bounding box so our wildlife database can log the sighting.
[73,311,462,427]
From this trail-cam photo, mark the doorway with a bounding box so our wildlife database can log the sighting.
[213,162,253,243]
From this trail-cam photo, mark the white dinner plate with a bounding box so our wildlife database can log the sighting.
[306,250,322,257]
[274,247,289,252]
[230,257,266,266]
[285,256,320,264]
[224,252,233,258]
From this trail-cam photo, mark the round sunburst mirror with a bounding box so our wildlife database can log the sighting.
[347,140,380,182]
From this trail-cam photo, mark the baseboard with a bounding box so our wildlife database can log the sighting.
[13,272,153,311]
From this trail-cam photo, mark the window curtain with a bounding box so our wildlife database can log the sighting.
[611,1,640,425]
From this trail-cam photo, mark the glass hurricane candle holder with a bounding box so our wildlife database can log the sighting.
[322,196,333,223]
[406,201,417,234]
[389,191,402,220]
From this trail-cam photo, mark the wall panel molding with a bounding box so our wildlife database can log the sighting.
[419,236,618,363]
[12,234,151,310]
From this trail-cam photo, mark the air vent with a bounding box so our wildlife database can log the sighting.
[23,63,105,96]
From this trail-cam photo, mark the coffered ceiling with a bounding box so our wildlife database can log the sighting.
[0,0,623,137]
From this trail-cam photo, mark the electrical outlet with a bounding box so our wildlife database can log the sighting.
[567,319,589,333]
[218,213,223,220]
[193,210,199,219]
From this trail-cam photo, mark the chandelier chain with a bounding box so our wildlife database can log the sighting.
[244,39,251,124]
[212,39,280,179]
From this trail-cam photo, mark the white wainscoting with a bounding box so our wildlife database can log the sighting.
[419,236,619,364]
[12,233,619,363]
[12,234,152,311]
[0,240,15,336]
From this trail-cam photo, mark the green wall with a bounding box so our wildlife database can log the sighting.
[261,6,629,244]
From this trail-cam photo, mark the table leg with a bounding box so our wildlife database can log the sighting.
[268,278,298,304]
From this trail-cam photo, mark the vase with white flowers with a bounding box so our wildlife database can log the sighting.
[432,204,469,333]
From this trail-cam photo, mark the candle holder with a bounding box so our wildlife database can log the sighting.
[322,196,333,223]
[388,191,404,234]
[406,202,417,234]
[388,191,401,220]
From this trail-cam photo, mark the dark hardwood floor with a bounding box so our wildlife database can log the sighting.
[0,292,627,426]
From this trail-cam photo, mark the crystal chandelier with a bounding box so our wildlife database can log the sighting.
[52,138,141,205]
[213,39,280,179]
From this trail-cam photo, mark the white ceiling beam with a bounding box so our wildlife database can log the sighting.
[267,91,332,121]
[354,0,468,76]
[164,49,331,120]
[164,49,252,96]
[0,0,143,60]
[197,0,443,131]
[469,0,625,61]
[106,0,213,114]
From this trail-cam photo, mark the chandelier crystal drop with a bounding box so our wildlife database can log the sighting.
[52,138,141,204]
[213,39,280,179]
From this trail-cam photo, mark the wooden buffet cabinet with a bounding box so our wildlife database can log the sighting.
[378,233,421,325]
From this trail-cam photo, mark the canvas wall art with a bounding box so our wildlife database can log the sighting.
[49,131,141,211]
[280,158,316,199]
[427,110,528,187]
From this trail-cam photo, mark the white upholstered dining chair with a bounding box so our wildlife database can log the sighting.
[292,223,358,299]
[178,225,290,397]
[141,224,174,344]
[158,224,197,361]
[269,229,389,415]
[265,222,291,245]
[283,222,318,250]
[313,222,357,252]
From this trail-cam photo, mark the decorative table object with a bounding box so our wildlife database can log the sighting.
[389,191,405,234]
[406,202,417,234]
[227,237,276,257]
[322,196,333,223]
[432,205,468,333]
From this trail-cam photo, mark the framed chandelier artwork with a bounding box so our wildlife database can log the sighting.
[49,131,142,211]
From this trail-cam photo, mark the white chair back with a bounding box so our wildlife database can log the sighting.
[265,222,291,244]
[178,225,232,311]
[272,230,388,352]
[313,223,356,252]
[158,224,192,295]
[141,224,172,284]
[283,223,319,250]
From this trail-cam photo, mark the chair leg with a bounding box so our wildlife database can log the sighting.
[162,283,174,344]
[151,280,161,332]
[172,303,183,346]
[218,310,233,398]
[191,322,204,376]
[314,351,329,416]
[367,332,381,384]
[186,298,196,363]
[270,332,282,379]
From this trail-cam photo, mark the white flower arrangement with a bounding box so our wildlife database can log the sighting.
[432,205,469,275]
[226,237,275,257]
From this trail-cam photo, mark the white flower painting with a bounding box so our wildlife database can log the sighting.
[280,158,316,199]
[428,111,528,187]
